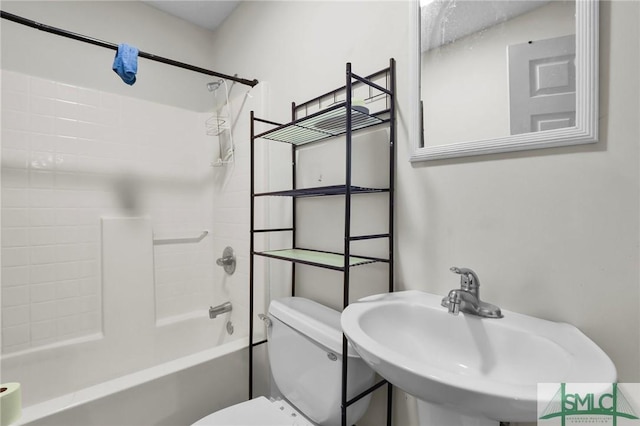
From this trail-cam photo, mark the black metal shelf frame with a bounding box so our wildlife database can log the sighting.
[249,59,396,426]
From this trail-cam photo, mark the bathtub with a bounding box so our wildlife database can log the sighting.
[12,336,250,426]
[1,215,267,425]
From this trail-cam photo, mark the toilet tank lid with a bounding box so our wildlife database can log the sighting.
[269,297,360,358]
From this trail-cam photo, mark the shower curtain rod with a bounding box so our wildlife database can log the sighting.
[0,10,259,88]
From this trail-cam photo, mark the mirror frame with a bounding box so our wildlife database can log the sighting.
[409,0,599,162]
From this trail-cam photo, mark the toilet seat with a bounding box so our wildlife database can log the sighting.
[192,396,314,426]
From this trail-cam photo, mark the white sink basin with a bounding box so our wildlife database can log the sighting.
[340,291,616,422]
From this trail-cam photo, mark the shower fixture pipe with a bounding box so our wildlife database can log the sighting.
[207,80,224,92]
[0,10,259,88]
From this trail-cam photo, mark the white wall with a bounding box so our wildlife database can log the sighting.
[210,1,639,425]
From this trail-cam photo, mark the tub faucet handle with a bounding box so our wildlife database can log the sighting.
[216,247,236,275]
[216,256,233,266]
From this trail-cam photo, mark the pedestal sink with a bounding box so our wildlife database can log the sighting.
[340,291,616,424]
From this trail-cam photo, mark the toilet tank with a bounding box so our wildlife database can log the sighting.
[267,297,375,426]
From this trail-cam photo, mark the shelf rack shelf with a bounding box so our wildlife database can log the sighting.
[255,184,389,198]
[254,248,384,270]
[249,59,396,426]
[256,103,389,145]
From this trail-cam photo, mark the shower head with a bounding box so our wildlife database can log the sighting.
[207,79,224,92]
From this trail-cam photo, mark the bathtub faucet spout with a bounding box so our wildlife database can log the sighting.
[209,302,232,319]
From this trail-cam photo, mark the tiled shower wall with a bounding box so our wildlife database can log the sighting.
[1,70,217,354]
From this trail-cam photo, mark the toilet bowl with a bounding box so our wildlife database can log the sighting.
[191,297,375,426]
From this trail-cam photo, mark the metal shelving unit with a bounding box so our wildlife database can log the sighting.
[249,59,396,426]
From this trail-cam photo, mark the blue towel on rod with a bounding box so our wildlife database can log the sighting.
[112,43,138,85]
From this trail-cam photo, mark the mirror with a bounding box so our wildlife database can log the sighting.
[409,0,599,162]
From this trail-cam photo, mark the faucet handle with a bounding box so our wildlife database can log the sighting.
[450,266,480,292]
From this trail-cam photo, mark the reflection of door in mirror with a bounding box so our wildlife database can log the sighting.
[508,34,576,135]
[421,0,575,147]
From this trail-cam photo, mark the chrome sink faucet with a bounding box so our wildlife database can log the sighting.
[441,267,503,318]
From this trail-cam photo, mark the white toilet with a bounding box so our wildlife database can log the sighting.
[193,297,376,426]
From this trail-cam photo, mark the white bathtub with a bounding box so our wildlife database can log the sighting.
[0,216,253,425]
[14,337,250,426]
[1,216,268,425]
